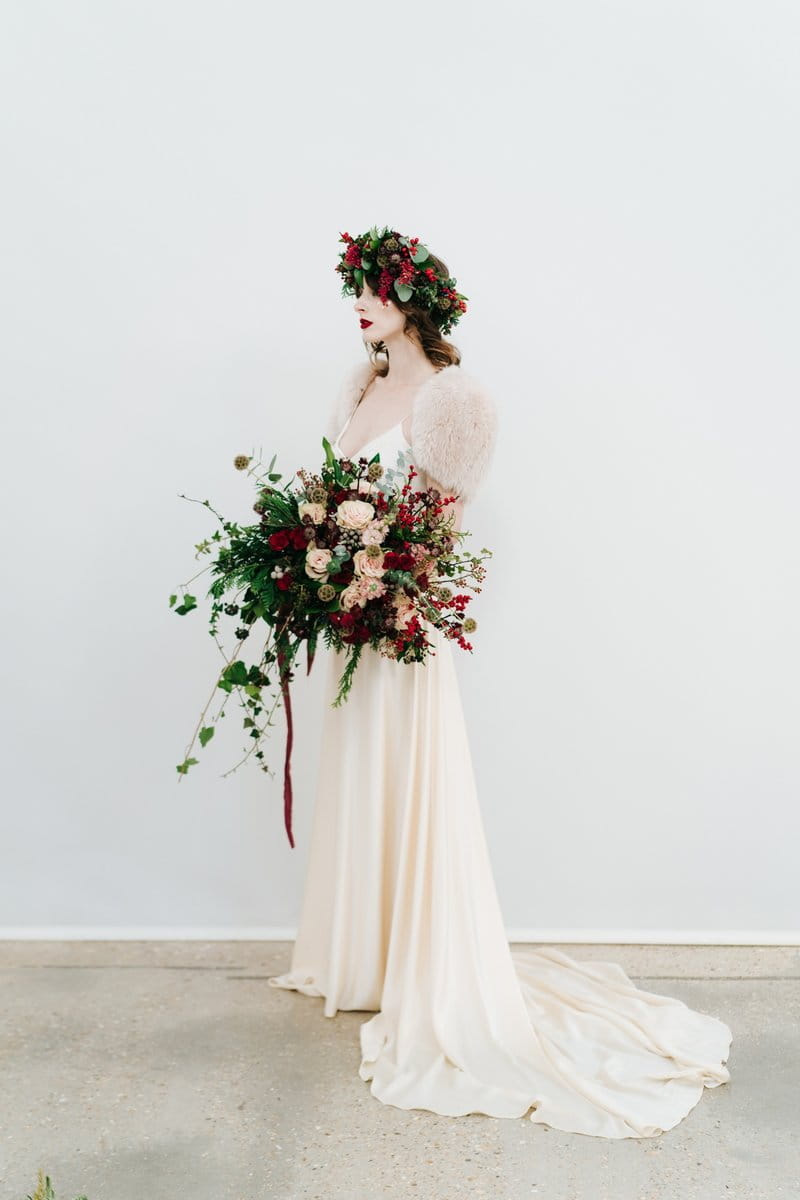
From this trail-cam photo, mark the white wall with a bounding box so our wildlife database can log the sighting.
[2,1,798,940]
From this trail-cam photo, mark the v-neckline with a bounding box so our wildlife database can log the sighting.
[335,368,440,460]
[336,411,408,459]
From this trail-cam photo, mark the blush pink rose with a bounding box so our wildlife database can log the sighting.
[340,582,363,610]
[305,546,333,580]
[352,548,385,579]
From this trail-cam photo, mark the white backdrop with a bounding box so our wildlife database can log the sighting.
[1,1,798,941]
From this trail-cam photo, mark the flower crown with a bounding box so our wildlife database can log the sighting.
[335,225,468,336]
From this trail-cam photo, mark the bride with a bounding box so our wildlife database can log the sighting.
[268,226,732,1138]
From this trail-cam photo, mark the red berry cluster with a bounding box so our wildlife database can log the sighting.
[344,243,362,267]
[376,267,393,302]
[398,259,415,285]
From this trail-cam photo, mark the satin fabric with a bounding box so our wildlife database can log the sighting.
[268,422,732,1137]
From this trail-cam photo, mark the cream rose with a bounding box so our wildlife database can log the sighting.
[335,499,375,530]
[352,548,385,579]
[298,501,326,525]
[305,546,333,580]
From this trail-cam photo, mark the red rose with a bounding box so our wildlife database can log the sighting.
[276,575,292,591]
[290,527,308,550]
[268,530,289,550]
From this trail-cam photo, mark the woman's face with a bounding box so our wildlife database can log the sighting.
[353,279,405,343]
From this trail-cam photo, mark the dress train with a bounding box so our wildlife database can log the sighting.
[267,422,732,1138]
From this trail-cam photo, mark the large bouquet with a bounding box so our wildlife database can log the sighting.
[171,438,492,847]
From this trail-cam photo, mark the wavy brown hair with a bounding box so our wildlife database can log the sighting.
[356,250,462,376]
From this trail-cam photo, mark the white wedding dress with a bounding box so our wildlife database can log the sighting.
[268,417,732,1138]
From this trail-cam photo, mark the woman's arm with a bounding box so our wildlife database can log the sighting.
[409,367,498,513]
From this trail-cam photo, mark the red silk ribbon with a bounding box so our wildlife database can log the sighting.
[275,638,317,849]
[276,646,295,849]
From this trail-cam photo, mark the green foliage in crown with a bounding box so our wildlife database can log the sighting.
[335,224,468,336]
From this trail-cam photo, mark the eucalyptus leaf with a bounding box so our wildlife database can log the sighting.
[411,243,429,263]
[354,267,364,288]
[393,281,414,302]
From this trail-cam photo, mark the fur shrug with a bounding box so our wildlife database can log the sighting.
[325,360,498,503]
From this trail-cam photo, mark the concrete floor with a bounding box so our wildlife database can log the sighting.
[1,942,797,1200]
